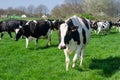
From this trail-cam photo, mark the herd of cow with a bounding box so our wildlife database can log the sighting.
[0,15,120,71]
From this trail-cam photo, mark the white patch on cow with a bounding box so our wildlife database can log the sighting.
[52,20,55,24]
[19,25,22,28]
[15,29,20,34]
[26,20,31,25]
[33,20,37,24]
[58,23,68,49]
[48,21,51,26]
[26,38,29,48]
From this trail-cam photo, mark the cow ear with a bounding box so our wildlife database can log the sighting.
[71,26,78,32]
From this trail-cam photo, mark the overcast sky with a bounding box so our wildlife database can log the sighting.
[0,0,64,11]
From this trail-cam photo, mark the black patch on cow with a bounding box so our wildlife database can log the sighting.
[64,27,80,45]
[82,28,86,44]
[67,19,74,28]
[53,19,65,30]
[82,18,89,30]
[102,26,104,28]
[29,21,36,33]
[64,30,80,45]
[64,29,72,44]
[72,30,80,45]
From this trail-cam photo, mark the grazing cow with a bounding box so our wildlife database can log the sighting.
[52,19,65,30]
[93,21,112,34]
[114,19,120,32]
[52,19,65,42]
[0,19,27,39]
[58,15,91,71]
[15,20,53,48]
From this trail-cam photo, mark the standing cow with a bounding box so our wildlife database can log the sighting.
[114,19,120,32]
[93,21,112,35]
[15,20,53,48]
[0,19,27,39]
[58,15,91,71]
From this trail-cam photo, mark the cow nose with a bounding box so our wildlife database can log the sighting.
[61,46,66,49]
[59,45,66,49]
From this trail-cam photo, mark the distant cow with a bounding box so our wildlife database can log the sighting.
[0,19,27,39]
[58,15,91,71]
[52,19,65,30]
[93,21,112,34]
[114,19,120,32]
[15,20,53,48]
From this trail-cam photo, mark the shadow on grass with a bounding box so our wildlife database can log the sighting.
[28,44,58,50]
[89,56,120,77]
[91,31,119,38]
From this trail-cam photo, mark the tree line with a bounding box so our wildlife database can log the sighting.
[0,4,49,18]
[0,0,120,19]
[51,0,120,19]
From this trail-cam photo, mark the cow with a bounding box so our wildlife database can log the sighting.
[15,20,53,48]
[0,19,27,40]
[113,19,120,32]
[93,21,112,35]
[58,15,91,71]
[52,19,65,30]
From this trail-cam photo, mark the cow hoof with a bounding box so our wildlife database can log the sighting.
[72,64,76,68]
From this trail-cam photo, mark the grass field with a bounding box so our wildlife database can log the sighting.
[0,29,120,80]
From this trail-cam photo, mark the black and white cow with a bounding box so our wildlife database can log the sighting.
[93,21,112,34]
[114,19,120,32]
[0,19,27,39]
[58,15,91,71]
[52,19,65,30]
[15,20,53,48]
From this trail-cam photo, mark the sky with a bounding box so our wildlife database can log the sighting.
[0,0,64,11]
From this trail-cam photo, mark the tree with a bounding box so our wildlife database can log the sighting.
[51,0,84,18]
[26,5,35,15]
[83,0,118,17]
[34,4,48,17]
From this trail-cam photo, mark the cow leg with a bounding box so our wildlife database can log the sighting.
[1,32,5,39]
[64,50,70,71]
[26,38,30,48]
[46,29,51,46]
[80,48,85,66]
[34,38,38,48]
[72,45,82,68]
[8,31,12,38]
[119,27,120,32]
[1,33,3,40]
[97,30,100,35]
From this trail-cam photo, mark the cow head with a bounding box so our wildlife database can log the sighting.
[58,19,78,49]
[15,27,24,41]
[92,21,99,30]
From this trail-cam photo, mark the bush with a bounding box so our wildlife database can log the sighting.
[77,13,95,20]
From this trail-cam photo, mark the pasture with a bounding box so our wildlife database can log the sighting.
[0,29,120,80]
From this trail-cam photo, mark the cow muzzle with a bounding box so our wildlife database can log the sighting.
[58,44,66,49]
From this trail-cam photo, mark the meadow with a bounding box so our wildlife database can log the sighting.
[0,28,120,80]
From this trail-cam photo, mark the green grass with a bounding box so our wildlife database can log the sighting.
[0,29,120,80]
